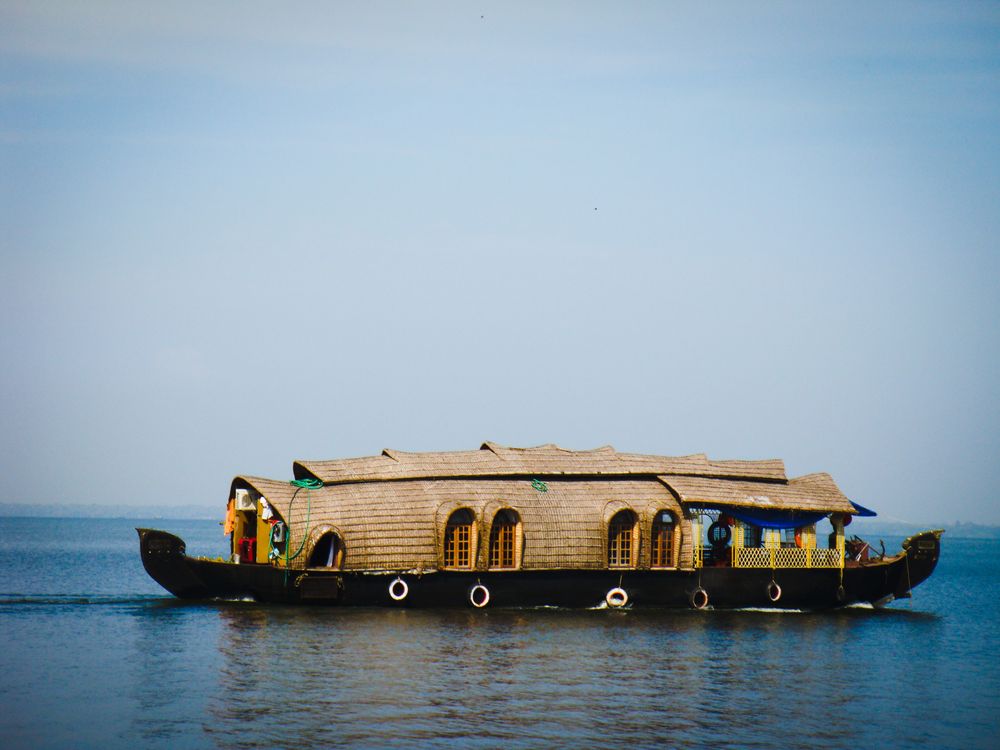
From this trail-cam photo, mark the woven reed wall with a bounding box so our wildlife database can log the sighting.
[228,445,856,574]
[235,476,691,573]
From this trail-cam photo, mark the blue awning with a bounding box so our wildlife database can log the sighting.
[850,501,878,517]
[724,508,829,530]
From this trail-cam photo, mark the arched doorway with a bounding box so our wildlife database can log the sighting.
[308,531,344,569]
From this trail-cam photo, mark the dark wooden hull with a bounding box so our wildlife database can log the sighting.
[137,528,942,610]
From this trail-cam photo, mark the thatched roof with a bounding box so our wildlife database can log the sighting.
[293,442,787,485]
[228,443,856,572]
[658,473,855,514]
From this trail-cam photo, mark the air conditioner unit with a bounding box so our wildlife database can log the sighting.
[234,489,256,512]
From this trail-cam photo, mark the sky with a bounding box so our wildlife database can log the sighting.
[2,1,998,524]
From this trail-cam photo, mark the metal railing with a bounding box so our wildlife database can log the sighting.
[731,546,842,569]
[691,517,703,569]
[689,512,845,570]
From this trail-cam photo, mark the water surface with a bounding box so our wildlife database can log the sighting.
[1,518,996,748]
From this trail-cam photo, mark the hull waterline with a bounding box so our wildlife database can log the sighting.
[137,528,942,610]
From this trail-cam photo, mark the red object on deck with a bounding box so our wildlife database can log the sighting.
[238,537,256,563]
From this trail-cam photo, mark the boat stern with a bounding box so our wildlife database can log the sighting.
[899,528,944,592]
[137,528,214,599]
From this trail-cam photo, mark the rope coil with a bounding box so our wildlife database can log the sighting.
[284,478,322,574]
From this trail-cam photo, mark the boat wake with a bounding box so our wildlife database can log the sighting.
[0,594,167,606]
[587,601,635,611]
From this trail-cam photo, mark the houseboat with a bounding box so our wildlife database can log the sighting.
[137,442,942,608]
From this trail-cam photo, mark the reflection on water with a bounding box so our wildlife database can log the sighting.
[130,604,220,745]
[194,605,972,749]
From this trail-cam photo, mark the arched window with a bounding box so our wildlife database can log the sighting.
[651,510,676,568]
[608,509,638,569]
[443,509,475,569]
[308,531,343,569]
[489,509,519,569]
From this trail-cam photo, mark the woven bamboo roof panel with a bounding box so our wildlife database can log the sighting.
[658,472,855,513]
[292,442,787,485]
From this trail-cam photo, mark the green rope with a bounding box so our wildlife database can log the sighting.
[531,478,548,493]
[283,478,321,573]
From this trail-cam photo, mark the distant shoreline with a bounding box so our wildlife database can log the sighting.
[847,518,1000,540]
[3,502,998,539]
[0,502,217,520]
